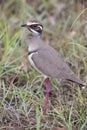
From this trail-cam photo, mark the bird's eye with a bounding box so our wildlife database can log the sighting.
[30,25,37,29]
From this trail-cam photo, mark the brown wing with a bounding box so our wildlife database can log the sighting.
[32,45,84,86]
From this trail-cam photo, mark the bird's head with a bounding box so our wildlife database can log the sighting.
[21,20,43,36]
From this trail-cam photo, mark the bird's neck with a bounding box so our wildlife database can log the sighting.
[32,32,42,38]
[29,34,43,52]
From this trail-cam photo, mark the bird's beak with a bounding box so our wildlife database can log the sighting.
[21,24,27,27]
[21,22,33,28]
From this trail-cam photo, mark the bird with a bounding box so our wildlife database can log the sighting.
[21,20,85,115]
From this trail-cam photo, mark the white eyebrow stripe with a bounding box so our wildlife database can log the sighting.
[27,22,40,26]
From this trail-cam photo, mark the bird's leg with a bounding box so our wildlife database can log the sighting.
[43,78,51,115]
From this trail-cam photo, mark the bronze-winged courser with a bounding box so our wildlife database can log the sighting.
[21,20,85,115]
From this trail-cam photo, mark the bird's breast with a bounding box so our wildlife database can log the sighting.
[28,51,38,68]
[28,50,47,78]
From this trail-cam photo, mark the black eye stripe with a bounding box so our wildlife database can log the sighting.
[29,24,43,29]
[30,25,37,28]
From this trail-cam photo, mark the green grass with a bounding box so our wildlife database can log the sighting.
[0,0,87,130]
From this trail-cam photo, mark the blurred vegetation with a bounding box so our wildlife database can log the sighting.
[0,0,87,130]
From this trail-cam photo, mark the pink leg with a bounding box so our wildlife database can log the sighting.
[43,78,51,115]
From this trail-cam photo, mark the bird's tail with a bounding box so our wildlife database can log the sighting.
[67,74,86,88]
